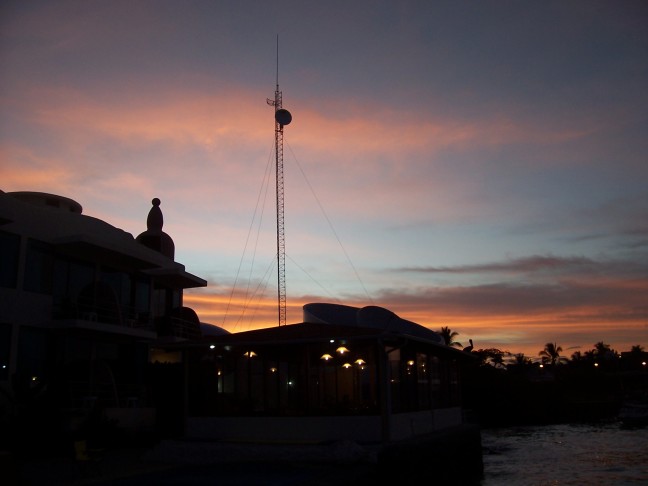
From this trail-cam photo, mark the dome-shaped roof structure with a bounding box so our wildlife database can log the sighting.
[303,302,444,344]
[136,198,175,259]
[8,191,82,214]
[200,323,231,336]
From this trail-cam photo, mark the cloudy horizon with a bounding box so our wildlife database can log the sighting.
[2,0,647,358]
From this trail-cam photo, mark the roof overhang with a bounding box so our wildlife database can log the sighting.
[162,322,474,362]
[144,266,207,289]
[53,235,161,269]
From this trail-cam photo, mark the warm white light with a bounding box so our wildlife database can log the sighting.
[209,344,215,349]
[217,370,221,376]
[329,339,335,343]
[539,364,544,368]
[270,367,277,373]
[321,354,333,361]
[355,359,366,366]
[594,362,599,367]
[407,360,415,366]
[336,346,349,354]
[342,363,352,369]
[244,351,257,358]
[642,361,647,366]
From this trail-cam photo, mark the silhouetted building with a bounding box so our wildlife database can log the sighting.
[0,190,482,479]
[163,302,474,444]
[0,190,209,440]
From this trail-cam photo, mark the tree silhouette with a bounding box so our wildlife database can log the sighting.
[473,348,507,368]
[488,349,507,369]
[539,342,566,366]
[439,326,462,348]
[627,345,647,369]
[507,353,532,370]
[593,341,615,359]
[570,350,584,362]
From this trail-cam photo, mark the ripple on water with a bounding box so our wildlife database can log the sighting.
[480,422,648,485]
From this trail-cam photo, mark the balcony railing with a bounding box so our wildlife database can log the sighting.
[52,295,154,331]
[53,296,201,339]
[155,315,202,340]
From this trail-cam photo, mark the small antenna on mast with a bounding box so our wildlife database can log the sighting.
[276,34,279,89]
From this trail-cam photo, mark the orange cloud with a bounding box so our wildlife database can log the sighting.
[184,284,647,360]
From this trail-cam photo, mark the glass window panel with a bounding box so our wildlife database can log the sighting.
[23,239,53,294]
[0,231,20,289]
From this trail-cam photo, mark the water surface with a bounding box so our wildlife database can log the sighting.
[481,422,648,485]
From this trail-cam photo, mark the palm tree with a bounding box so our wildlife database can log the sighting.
[593,341,615,359]
[473,348,507,368]
[570,350,584,362]
[511,353,532,367]
[439,326,462,348]
[507,353,532,372]
[539,342,565,366]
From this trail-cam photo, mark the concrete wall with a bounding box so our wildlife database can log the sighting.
[186,415,384,443]
[186,407,464,444]
[389,407,463,441]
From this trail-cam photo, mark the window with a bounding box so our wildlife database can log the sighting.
[0,323,11,380]
[100,267,131,309]
[388,347,402,412]
[430,356,441,407]
[52,256,95,316]
[134,275,151,318]
[16,326,48,383]
[417,352,431,409]
[23,239,53,294]
[0,231,20,289]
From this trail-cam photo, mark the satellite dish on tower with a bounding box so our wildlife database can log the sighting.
[275,108,292,126]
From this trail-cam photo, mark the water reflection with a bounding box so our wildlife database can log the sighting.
[481,422,648,485]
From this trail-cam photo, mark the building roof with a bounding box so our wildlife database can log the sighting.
[0,190,206,289]
[303,303,445,344]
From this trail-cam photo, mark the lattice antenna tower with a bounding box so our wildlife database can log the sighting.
[266,36,292,326]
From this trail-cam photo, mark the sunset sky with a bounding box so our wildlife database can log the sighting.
[1,1,647,358]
